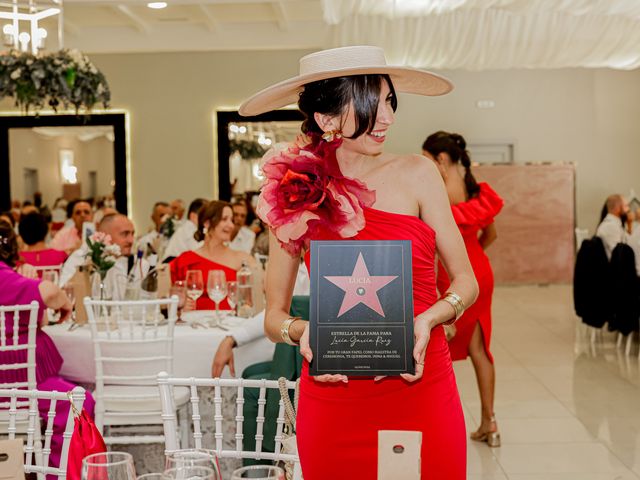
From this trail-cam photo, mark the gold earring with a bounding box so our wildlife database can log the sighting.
[321,129,343,142]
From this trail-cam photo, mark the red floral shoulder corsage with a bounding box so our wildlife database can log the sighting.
[256,135,376,256]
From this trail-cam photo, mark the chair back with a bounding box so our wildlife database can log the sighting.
[157,372,301,479]
[33,264,63,282]
[0,301,39,390]
[0,386,85,480]
[84,296,178,431]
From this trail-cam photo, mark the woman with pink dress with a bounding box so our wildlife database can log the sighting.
[19,212,68,269]
[0,222,94,474]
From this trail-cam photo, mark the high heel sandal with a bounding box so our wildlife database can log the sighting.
[470,416,501,447]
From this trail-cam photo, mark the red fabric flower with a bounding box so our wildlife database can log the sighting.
[256,135,376,256]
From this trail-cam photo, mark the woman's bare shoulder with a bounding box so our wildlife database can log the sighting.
[385,153,441,184]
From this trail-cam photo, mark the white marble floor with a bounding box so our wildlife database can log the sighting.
[458,284,640,479]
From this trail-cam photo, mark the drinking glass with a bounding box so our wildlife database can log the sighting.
[226,281,238,316]
[164,467,215,480]
[207,270,227,328]
[185,270,204,306]
[82,451,137,480]
[170,280,187,319]
[164,449,220,479]
[137,475,170,480]
[230,466,285,480]
[41,269,59,285]
[62,284,76,322]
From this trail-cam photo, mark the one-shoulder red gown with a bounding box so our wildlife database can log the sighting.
[298,207,466,480]
[437,183,503,362]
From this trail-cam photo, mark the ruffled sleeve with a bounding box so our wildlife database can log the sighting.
[451,183,504,230]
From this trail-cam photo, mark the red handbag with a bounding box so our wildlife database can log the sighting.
[66,408,107,480]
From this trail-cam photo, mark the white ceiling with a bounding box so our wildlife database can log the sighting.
[58,0,327,54]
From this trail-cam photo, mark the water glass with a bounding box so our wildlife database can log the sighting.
[230,466,285,480]
[164,467,215,480]
[137,475,170,480]
[164,449,220,479]
[82,451,137,480]
[185,270,204,304]
[170,280,187,318]
[207,270,227,328]
[226,281,238,315]
[62,284,76,322]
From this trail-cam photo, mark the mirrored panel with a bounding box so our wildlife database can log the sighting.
[9,126,115,208]
[228,120,301,196]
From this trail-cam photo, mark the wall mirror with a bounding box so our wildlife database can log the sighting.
[0,113,128,214]
[217,110,304,201]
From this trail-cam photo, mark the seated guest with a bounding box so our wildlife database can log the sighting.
[596,194,631,259]
[170,198,186,222]
[0,222,95,471]
[163,198,208,261]
[19,213,67,268]
[138,201,171,254]
[0,210,15,229]
[170,200,256,311]
[50,199,93,254]
[228,200,256,254]
[60,213,149,290]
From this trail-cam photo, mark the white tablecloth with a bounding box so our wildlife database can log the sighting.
[44,316,275,383]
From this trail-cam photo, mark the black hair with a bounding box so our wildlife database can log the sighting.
[188,198,209,217]
[66,198,91,219]
[298,74,397,139]
[0,222,19,268]
[422,131,480,199]
[0,211,15,228]
[18,213,49,246]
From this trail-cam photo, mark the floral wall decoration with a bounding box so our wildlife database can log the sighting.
[0,49,111,114]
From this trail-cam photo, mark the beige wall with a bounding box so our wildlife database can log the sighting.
[9,130,114,208]
[4,49,640,234]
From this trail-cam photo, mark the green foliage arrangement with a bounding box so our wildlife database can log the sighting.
[0,48,111,114]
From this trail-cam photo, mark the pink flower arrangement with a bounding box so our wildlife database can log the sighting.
[256,135,376,256]
[86,232,121,278]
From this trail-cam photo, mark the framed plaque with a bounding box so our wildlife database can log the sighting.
[309,240,414,376]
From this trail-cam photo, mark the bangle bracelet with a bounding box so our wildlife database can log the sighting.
[280,317,301,346]
[441,292,465,325]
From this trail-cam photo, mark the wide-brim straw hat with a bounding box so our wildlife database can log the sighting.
[239,45,453,116]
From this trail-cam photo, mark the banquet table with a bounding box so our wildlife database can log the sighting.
[44,315,275,383]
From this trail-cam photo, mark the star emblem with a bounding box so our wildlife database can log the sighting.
[324,252,398,317]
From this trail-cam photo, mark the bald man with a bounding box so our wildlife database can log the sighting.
[596,194,630,260]
[60,214,149,291]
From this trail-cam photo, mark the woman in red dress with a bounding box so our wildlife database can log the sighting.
[423,131,504,447]
[239,46,479,479]
[169,200,257,311]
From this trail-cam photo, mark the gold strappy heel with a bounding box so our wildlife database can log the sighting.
[470,416,501,447]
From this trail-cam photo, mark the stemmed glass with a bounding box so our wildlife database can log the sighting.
[164,449,221,480]
[164,467,215,480]
[62,283,76,323]
[82,452,137,480]
[226,281,238,317]
[207,270,227,329]
[170,280,187,319]
[185,270,204,309]
[42,270,60,322]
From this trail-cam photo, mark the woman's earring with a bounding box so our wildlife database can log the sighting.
[321,129,342,143]
[202,227,208,235]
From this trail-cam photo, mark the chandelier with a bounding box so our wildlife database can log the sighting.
[1,0,62,54]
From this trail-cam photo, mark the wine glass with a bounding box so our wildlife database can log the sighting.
[164,467,215,480]
[230,466,285,480]
[226,281,238,316]
[185,270,204,307]
[164,449,221,480]
[207,270,227,328]
[41,269,59,285]
[82,452,137,480]
[137,475,170,480]
[170,280,187,319]
[62,283,76,323]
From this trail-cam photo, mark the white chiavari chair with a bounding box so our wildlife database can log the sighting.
[157,372,301,480]
[0,301,38,390]
[84,296,189,445]
[0,386,86,480]
[33,264,63,283]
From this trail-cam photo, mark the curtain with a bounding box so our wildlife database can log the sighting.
[321,0,640,69]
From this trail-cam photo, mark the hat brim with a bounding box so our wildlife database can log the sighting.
[238,66,453,117]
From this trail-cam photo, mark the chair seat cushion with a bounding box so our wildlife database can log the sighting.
[98,385,190,412]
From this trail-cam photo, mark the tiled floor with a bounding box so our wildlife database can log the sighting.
[459,284,640,479]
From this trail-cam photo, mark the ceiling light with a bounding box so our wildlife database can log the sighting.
[147,2,167,9]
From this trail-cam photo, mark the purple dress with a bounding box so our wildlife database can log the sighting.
[0,262,95,474]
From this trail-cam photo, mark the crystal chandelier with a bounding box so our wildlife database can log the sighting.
[1,0,63,54]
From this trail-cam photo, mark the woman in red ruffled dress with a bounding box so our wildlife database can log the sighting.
[423,131,504,447]
[239,46,479,479]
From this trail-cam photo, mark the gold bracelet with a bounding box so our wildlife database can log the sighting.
[280,317,301,346]
[441,292,465,325]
